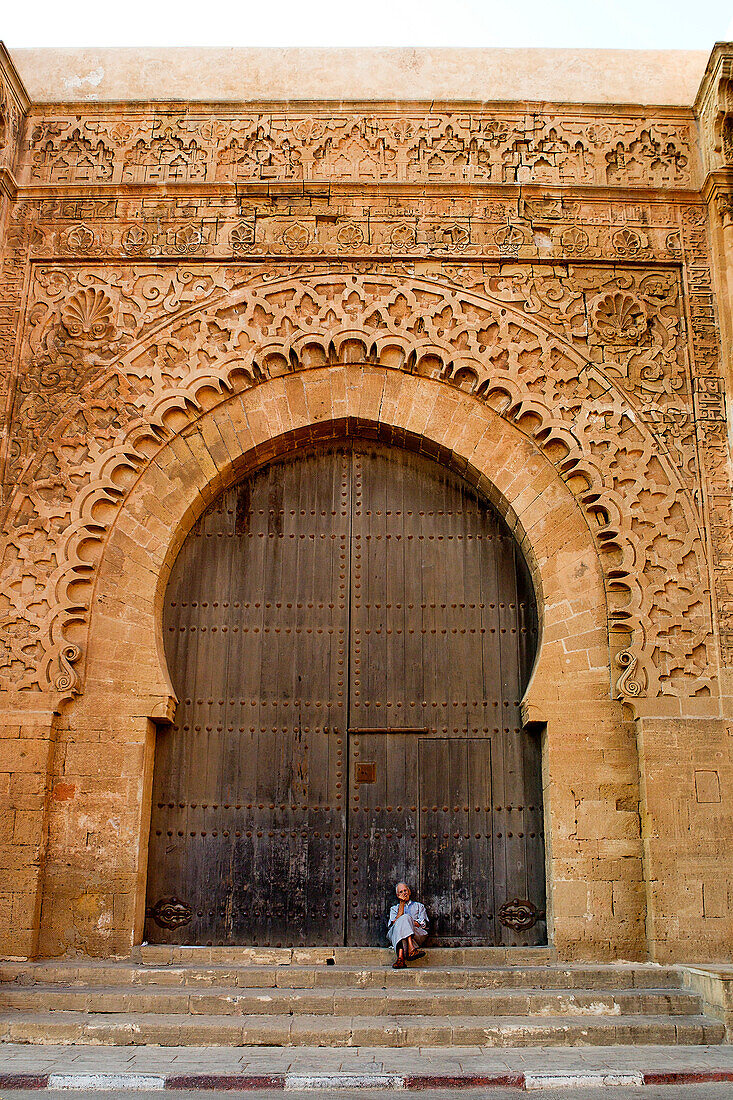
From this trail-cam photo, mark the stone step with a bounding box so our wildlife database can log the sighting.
[0,1010,724,1046]
[0,983,703,1017]
[0,962,686,991]
[135,945,557,966]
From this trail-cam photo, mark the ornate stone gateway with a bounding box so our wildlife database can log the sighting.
[2,43,733,966]
[145,441,543,946]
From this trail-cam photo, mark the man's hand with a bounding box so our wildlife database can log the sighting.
[397,900,405,917]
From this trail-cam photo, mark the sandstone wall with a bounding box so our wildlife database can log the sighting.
[0,43,731,962]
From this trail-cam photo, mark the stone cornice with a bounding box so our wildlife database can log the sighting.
[23,98,698,120]
[0,42,30,114]
[693,41,733,116]
[701,166,733,203]
[10,180,706,203]
[0,165,18,200]
[694,42,733,180]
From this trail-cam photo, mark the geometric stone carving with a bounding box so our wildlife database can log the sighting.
[0,70,729,715]
[0,268,713,703]
[24,111,696,191]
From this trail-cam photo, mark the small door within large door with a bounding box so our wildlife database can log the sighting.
[145,440,544,946]
[347,734,495,946]
[346,731,421,945]
[418,738,494,945]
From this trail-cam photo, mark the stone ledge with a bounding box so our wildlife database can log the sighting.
[681,965,733,1039]
[9,45,709,107]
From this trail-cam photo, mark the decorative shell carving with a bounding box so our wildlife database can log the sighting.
[591,291,647,342]
[61,288,114,342]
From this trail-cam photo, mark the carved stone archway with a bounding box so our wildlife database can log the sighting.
[36,365,646,962]
[2,270,714,709]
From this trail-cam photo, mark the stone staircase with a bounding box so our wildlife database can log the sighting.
[0,947,726,1047]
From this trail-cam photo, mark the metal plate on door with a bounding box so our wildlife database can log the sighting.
[355,762,377,783]
[349,728,430,735]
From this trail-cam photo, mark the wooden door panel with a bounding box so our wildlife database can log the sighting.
[146,449,349,945]
[348,443,545,947]
[418,738,495,944]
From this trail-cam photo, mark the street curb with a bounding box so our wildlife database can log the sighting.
[0,1068,732,1089]
[643,1070,733,1085]
[403,1074,525,1089]
[167,1075,285,1090]
[0,1074,49,1089]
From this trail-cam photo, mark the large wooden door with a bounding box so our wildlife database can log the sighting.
[145,440,544,946]
[345,444,544,946]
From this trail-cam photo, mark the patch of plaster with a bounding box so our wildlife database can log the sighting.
[62,67,105,96]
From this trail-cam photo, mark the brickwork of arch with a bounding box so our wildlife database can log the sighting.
[85,367,609,711]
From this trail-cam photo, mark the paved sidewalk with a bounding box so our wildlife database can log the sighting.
[1,1044,733,1089]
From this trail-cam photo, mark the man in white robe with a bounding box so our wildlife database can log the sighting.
[387,882,428,967]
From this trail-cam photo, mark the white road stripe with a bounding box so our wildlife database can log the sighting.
[48,1072,166,1090]
[285,1073,405,1089]
[525,1072,644,1089]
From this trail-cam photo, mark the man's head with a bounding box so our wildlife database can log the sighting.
[395,883,411,901]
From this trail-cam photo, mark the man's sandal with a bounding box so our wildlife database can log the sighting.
[407,949,425,961]
[392,956,406,968]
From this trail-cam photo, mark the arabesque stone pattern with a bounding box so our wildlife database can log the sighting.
[0,43,731,967]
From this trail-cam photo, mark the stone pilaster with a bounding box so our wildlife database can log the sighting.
[537,701,647,962]
[37,692,160,958]
[0,694,58,958]
[636,715,733,962]
[696,43,733,438]
[0,43,28,203]
[695,45,733,793]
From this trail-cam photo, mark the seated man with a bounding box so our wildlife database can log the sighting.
[387,882,428,968]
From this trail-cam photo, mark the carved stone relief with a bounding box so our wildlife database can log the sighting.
[695,47,733,176]
[23,110,696,190]
[0,265,714,703]
[0,63,24,174]
[0,86,731,712]
[24,192,695,264]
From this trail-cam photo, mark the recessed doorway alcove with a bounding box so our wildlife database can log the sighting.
[145,437,545,948]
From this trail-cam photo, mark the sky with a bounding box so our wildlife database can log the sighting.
[2,0,733,50]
